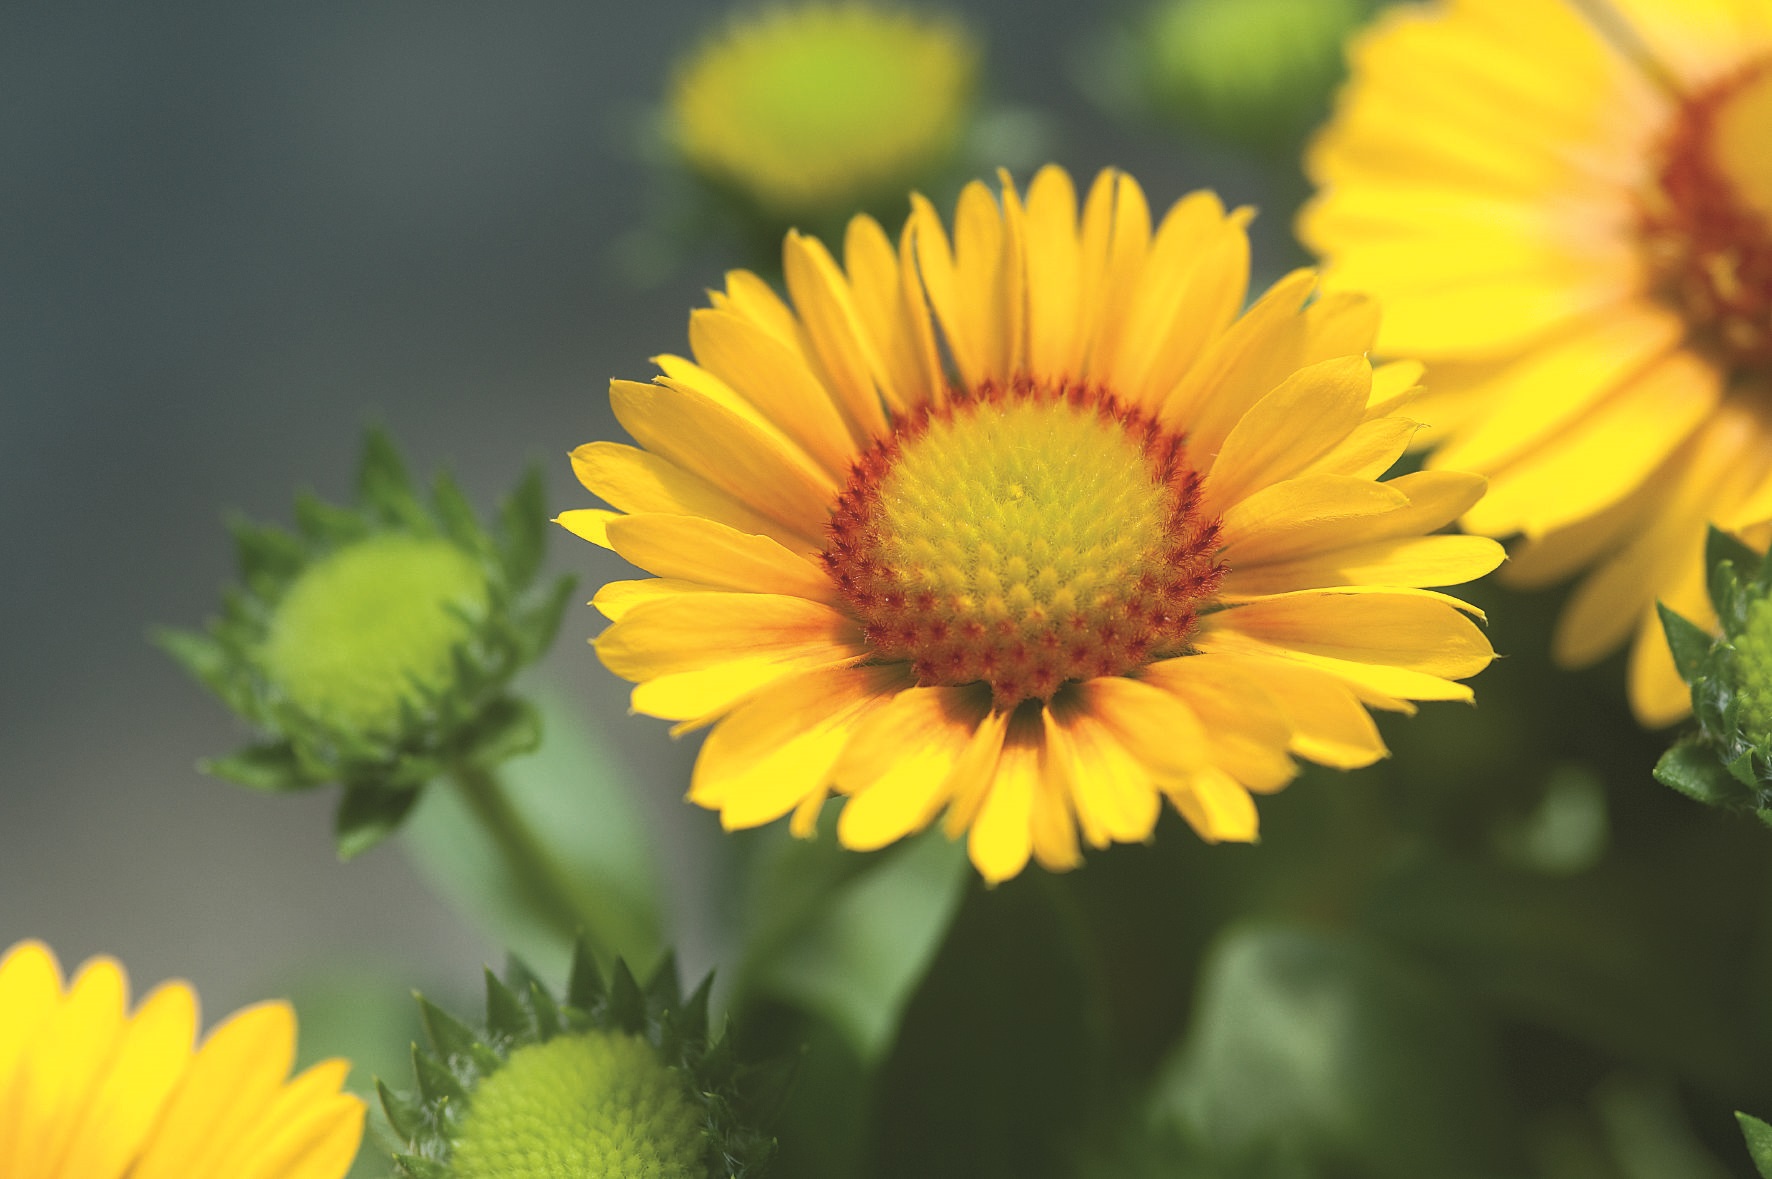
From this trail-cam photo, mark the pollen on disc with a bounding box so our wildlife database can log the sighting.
[823,376,1224,709]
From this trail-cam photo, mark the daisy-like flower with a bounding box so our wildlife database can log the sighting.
[563,165,1499,882]
[669,3,976,218]
[1302,0,1772,725]
[0,939,363,1179]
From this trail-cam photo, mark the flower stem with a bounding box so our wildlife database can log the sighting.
[449,761,606,950]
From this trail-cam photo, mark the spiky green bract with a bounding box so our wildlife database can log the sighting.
[1654,527,1772,824]
[156,428,575,858]
[379,946,782,1179]
[1739,1112,1772,1179]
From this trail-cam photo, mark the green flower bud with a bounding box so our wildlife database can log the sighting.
[658,2,981,256]
[156,428,574,858]
[379,945,782,1179]
[1135,0,1374,144]
[1654,526,1772,820]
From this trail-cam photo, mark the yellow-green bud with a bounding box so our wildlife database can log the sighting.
[452,1031,704,1179]
[263,535,490,738]
[1140,0,1369,142]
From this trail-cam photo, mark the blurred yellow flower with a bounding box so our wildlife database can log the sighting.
[564,165,1498,882]
[669,2,976,216]
[1304,0,1772,725]
[0,939,363,1179]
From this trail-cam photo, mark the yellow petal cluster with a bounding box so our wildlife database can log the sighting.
[0,939,363,1179]
[567,165,1498,881]
[1304,0,1772,724]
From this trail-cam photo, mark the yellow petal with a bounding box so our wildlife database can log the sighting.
[1208,588,1492,679]
[610,378,838,541]
[1221,534,1507,597]
[1304,416,1420,481]
[592,578,723,622]
[3,955,127,1179]
[1462,347,1722,539]
[596,592,863,681]
[843,214,943,414]
[605,514,838,603]
[0,941,61,1096]
[1077,169,1153,384]
[1042,693,1163,848]
[967,725,1040,883]
[1431,304,1684,474]
[1224,468,1487,567]
[782,231,892,440]
[1203,355,1374,516]
[1022,165,1085,380]
[686,308,861,476]
[834,685,991,851]
[632,649,866,729]
[570,440,823,556]
[554,508,618,548]
[53,982,198,1179]
[1140,654,1297,794]
[132,1002,298,1179]
[1166,765,1259,844]
[234,1091,365,1179]
[689,664,909,828]
[1194,650,1389,768]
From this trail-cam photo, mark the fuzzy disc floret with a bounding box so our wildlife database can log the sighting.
[452,1031,704,1179]
[822,376,1224,708]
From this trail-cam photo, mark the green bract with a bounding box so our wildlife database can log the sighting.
[379,945,781,1179]
[1654,526,1772,822]
[157,428,574,858]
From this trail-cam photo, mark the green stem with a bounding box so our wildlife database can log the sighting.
[449,761,611,954]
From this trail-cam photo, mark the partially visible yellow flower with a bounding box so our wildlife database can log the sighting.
[0,939,364,1179]
[1303,0,1772,725]
[563,164,1500,882]
[669,2,976,216]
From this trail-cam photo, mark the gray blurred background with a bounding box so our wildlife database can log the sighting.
[0,0,1287,1037]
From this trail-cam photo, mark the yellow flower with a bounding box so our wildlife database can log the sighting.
[1302,0,1772,725]
[0,939,364,1179]
[563,165,1499,882]
[669,3,976,216]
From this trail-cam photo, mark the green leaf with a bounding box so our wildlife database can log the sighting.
[400,687,662,978]
[1740,1112,1772,1179]
[1150,923,1521,1179]
[358,428,430,530]
[1654,737,1757,809]
[499,465,549,590]
[335,785,423,860]
[744,828,970,1064]
[1658,602,1716,683]
[202,742,328,793]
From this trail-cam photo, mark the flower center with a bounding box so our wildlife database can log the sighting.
[451,1031,705,1179]
[823,376,1224,709]
[1641,57,1772,374]
[1735,594,1772,742]
[261,534,489,737]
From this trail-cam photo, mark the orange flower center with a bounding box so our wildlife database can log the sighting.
[1641,57,1772,373]
[822,376,1224,710]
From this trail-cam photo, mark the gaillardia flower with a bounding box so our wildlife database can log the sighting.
[669,2,976,218]
[1303,0,1772,725]
[564,165,1499,882]
[0,939,363,1179]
